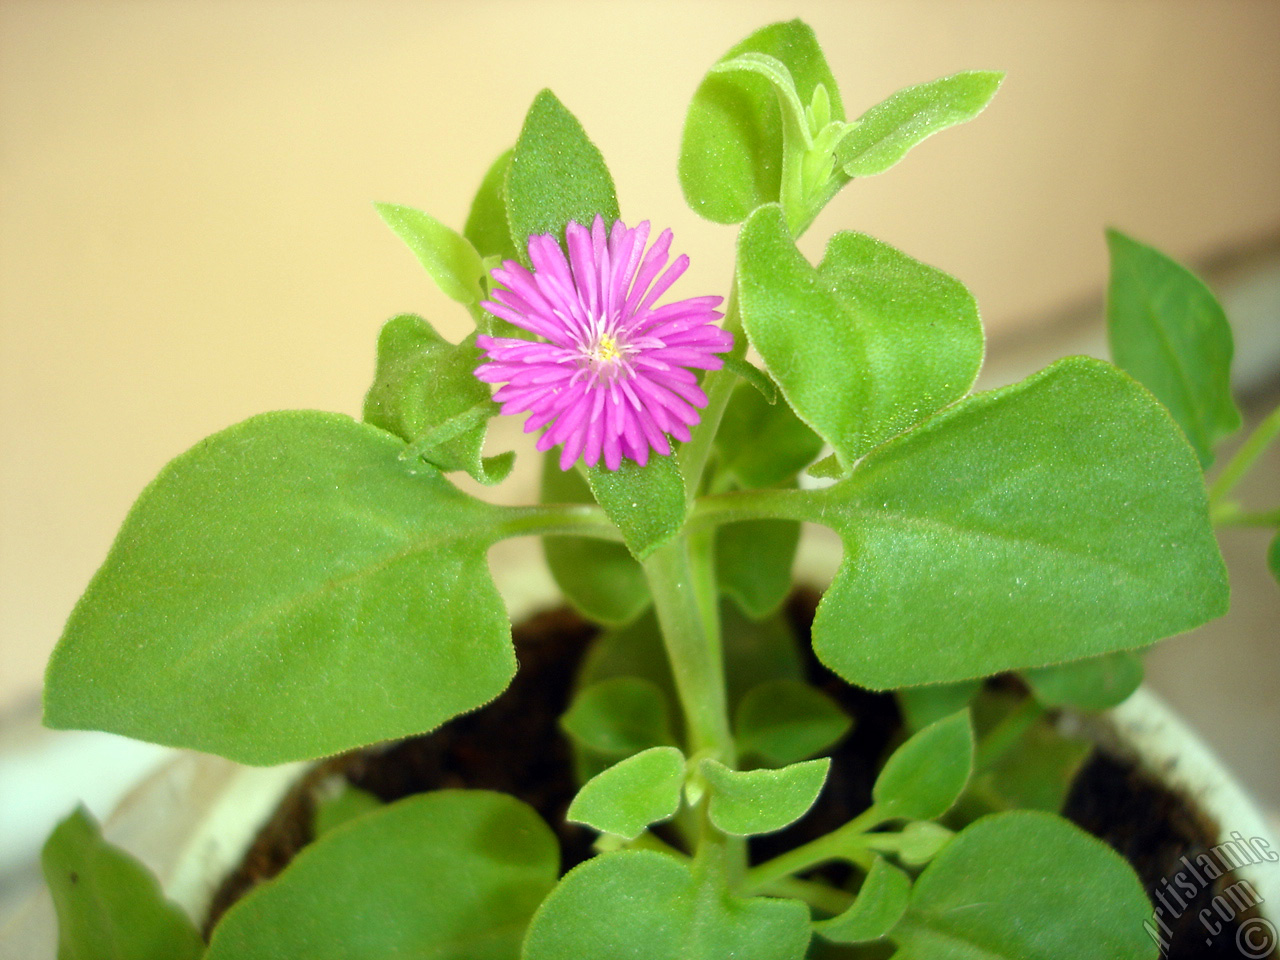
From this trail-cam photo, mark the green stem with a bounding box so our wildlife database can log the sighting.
[687,486,816,530]
[1208,403,1280,508]
[973,696,1045,773]
[1210,503,1280,528]
[492,502,623,542]
[743,803,883,893]
[761,876,853,917]
[642,537,733,760]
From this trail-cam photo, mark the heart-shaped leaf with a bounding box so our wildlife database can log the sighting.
[523,851,811,960]
[809,357,1228,688]
[45,411,516,764]
[890,811,1156,959]
[1023,651,1144,711]
[465,148,519,264]
[738,205,983,469]
[717,518,801,620]
[375,202,486,308]
[206,791,559,960]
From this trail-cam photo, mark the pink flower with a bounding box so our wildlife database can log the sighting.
[475,216,733,471]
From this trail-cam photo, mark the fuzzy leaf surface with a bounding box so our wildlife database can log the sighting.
[738,205,982,468]
[364,313,512,484]
[1106,229,1240,468]
[891,811,1156,960]
[836,71,1003,178]
[702,757,830,836]
[1023,651,1144,711]
[735,678,852,765]
[873,710,973,821]
[813,855,910,945]
[585,456,688,560]
[507,89,619,251]
[679,19,842,224]
[45,411,515,764]
[523,850,811,960]
[896,681,981,733]
[566,746,686,840]
[717,518,801,620]
[466,148,520,264]
[560,677,674,757]
[375,202,486,307]
[42,808,203,960]
[716,379,824,489]
[809,357,1228,689]
[207,791,558,960]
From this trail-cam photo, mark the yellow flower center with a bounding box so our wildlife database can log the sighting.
[593,334,622,364]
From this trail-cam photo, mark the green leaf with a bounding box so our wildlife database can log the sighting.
[885,821,955,867]
[810,357,1229,689]
[735,679,852,765]
[207,791,558,960]
[1023,651,1144,711]
[738,205,983,468]
[813,855,910,944]
[836,71,1004,178]
[465,148,520,264]
[891,811,1156,960]
[721,601,805,706]
[971,721,1092,815]
[896,681,981,733]
[506,89,619,252]
[873,710,973,821]
[578,609,676,701]
[715,379,824,489]
[585,456,687,561]
[42,807,203,960]
[1270,530,1279,585]
[679,19,843,224]
[566,746,686,840]
[717,518,800,620]
[375,202,486,308]
[523,850,811,960]
[313,784,383,837]
[541,454,648,626]
[701,757,830,836]
[1106,229,1240,468]
[45,411,516,765]
[560,677,674,757]
[364,313,513,485]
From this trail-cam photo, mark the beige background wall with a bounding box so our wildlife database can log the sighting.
[3,2,1279,716]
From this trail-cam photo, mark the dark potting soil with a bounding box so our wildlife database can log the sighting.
[204,594,1273,958]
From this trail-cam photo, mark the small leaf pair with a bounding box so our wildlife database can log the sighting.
[566,745,830,841]
[680,19,1002,233]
